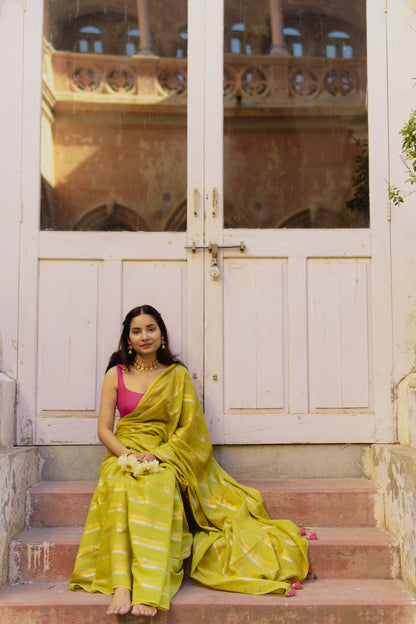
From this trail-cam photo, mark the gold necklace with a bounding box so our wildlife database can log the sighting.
[133,358,159,373]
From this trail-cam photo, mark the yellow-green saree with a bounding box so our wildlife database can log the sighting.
[70,364,309,610]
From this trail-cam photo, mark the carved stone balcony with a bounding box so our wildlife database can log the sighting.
[42,40,366,118]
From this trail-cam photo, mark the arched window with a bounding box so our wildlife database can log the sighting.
[78,25,103,54]
[326,30,352,58]
[284,26,303,57]
[230,23,251,55]
[126,28,140,56]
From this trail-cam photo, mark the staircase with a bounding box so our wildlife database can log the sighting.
[0,477,415,623]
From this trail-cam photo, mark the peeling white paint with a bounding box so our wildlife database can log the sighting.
[27,542,51,572]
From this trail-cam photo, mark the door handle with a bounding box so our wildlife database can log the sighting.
[193,188,199,217]
[212,188,217,218]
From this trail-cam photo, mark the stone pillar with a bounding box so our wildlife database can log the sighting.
[137,0,154,56]
[269,0,289,56]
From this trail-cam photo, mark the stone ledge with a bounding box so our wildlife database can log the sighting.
[36,443,369,481]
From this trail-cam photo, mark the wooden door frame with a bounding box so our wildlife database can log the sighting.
[16,0,394,445]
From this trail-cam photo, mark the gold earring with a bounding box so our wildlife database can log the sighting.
[128,345,133,355]
[161,339,166,350]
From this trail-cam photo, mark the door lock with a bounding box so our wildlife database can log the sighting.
[184,241,246,280]
[210,243,220,279]
[210,263,220,279]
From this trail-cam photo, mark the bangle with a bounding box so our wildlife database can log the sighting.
[120,449,136,460]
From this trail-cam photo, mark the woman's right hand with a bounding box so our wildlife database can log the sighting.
[131,452,159,464]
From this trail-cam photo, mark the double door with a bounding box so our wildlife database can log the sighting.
[17,0,393,445]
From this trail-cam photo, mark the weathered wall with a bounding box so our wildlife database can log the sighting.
[0,448,40,589]
[0,377,40,589]
[364,371,416,593]
[366,444,416,594]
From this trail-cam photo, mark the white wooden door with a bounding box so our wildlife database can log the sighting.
[202,0,394,445]
[17,0,205,445]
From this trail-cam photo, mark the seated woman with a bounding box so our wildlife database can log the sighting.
[69,305,310,617]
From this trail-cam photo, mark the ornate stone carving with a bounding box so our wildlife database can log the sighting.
[157,69,187,95]
[324,70,355,96]
[72,67,101,91]
[241,67,268,97]
[290,69,319,98]
[106,68,134,93]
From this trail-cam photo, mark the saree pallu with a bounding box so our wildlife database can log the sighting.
[70,364,309,609]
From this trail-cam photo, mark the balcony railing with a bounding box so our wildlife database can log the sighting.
[43,40,366,114]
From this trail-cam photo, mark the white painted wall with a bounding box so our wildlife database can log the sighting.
[0,0,24,380]
[388,2,416,388]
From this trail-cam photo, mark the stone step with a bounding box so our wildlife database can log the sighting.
[28,478,380,528]
[9,525,399,583]
[0,578,415,624]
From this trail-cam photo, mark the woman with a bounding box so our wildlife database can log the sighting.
[70,305,309,617]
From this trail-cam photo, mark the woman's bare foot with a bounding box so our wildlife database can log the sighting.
[131,603,157,617]
[107,587,132,615]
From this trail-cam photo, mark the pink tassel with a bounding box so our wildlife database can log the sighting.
[291,582,304,590]
[300,528,307,536]
[306,532,318,540]
[286,589,297,597]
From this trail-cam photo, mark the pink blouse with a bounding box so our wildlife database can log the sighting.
[116,364,144,418]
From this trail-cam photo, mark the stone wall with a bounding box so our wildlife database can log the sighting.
[366,444,416,594]
[0,375,40,589]
[364,374,416,594]
[0,448,40,589]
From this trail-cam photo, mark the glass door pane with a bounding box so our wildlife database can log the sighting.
[223,0,368,229]
[41,0,187,231]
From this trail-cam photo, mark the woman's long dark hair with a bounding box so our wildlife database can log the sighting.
[106,305,182,372]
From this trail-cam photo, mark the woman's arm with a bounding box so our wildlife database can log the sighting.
[97,367,129,458]
[97,366,158,463]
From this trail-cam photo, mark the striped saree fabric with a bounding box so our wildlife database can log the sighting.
[69,364,309,609]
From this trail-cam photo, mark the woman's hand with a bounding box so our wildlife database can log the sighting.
[132,452,159,463]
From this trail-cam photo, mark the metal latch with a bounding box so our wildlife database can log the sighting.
[185,241,246,280]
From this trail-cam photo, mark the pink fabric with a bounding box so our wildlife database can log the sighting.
[116,365,144,417]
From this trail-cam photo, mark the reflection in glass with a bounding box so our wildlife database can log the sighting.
[224,0,368,229]
[41,0,187,231]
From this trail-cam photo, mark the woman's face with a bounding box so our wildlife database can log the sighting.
[128,314,162,359]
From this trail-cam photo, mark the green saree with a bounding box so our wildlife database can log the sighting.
[69,364,309,610]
